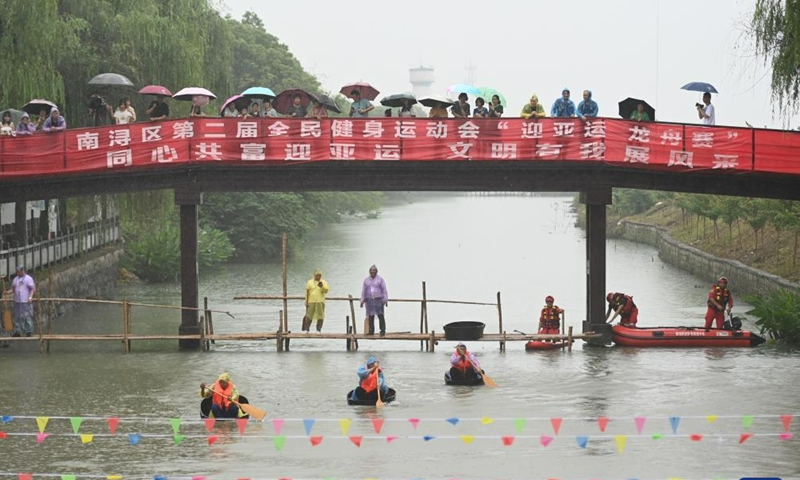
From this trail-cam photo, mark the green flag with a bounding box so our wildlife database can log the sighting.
[514,418,526,433]
[170,418,182,435]
[69,417,83,435]
[273,435,286,451]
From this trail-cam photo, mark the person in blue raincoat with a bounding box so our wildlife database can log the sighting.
[353,355,389,400]
[550,88,576,117]
[576,90,598,121]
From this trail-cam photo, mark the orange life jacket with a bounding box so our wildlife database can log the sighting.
[453,351,472,373]
[361,370,380,393]
[610,293,635,315]
[539,306,561,329]
[708,284,731,310]
[211,381,234,409]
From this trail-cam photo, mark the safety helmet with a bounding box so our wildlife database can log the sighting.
[718,277,728,284]
[545,295,554,303]
[606,292,614,302]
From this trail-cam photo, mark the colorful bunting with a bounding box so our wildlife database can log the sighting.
[550,417,562,435]
[779,433,794,441]
[742,415,754,429]
[204,418,216,432]
[634,416,646,434]
[423,435,436,441]
[372,418,384,434]
[36,416,49,433]
[576,435,588,448]
[207,435,219,445]
[386,435,399,443]
[128,433,141,445]
[669,416,681,434]
[0,432,6,440]
[408,418,420,429]
[540,435,553,447]
[460,435,474,444]
[309,435,323,446]
[272,418,284,435]
[739,433,754,444]
[303,419,316,436]
[173,435,186,445]
[236,418,249,436]
[781,414,793,432]
[349,435,362,447]
[18,474,32,480]
[37,433,50,444]
[597,416,609,432]
[192,476,206,480]
[690,434,703,441]
[481,417,493,425]
[273,435,286,451]
[501,436,515,446]
[61,475,76,480]
[70,417,83,434]
[80,434,93,444]
[706,415,718,424]
[446,417,459,426]
[107,476,122,480]
[652,433,664,440]
[615,435,627,453]
[170,418,182,435]
[514,418,526,433]
[107,418,119,435]
[339,418,351,436]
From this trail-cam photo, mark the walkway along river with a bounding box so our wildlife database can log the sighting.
[0,194,798,479]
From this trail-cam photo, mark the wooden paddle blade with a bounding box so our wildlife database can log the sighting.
[482,373,498,388]
[3,309,11,332]
[239,402,267,421]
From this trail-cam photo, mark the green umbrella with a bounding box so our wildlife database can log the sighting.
[477,87,506,106]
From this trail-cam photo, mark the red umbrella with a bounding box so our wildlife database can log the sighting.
[139,85,173,96]
[273,89,313,115]
[340,82,380,101]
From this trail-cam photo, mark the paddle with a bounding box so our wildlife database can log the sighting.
[468,357,497,388]
[1,278,12,333]
[374,368,384,408]
[203,385,267,421]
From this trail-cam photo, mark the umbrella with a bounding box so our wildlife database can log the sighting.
[22,99,57,116]
[680,82,718,94]
[380,93,417,108]
[88,73,134,87]
[419,95,455,108]
[340,82,380,100]
[273,89,313,115]
[1,108,26,125]
[241,86,277,100]
[220,94,247,116]
[139,85,173,96]
[476,87,506,106]
[618,97,655,121]
[173,87,216,101]
[446,84,481,99]
[311,93,342,114]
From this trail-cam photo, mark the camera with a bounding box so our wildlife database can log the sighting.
[318,281,323,287]
[695,103,703,109]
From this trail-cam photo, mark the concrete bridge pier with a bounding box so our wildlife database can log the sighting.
[176,189,202,350]
[581,188,613,345]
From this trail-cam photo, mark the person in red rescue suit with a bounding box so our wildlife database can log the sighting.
[449,342,483,382]
[538,295,564,335]
[605,292,638,326]
[200,372,241,418]
[704,277,733,329]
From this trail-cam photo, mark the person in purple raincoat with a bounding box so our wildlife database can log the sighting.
[360,265,388,337]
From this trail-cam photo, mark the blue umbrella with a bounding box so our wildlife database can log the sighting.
[446,84,481,99]
[680,82,718,94]
[241,86,276,100]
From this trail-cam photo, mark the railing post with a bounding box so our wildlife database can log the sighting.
[496,291,504,351]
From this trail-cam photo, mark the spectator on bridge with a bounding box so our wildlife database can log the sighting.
[697,92,715,125]
[304,269,329,333]
[551,88,576,117]
[399,99,415,117]
[1,111,15,136]
[473,97,489,118]
[287,94,308,118]
[189,105,207,117]
[35,109,48,131]
[577,90,599,121]
[16,113,35,136]
[451,93,470,119]
[124,97,136,122]
[360,265,388,337]
[704,277,732,329]
[249,102,262,118]
[309,99,327,119]
[147,97,170,121]
[5,265,36,337]
[521,95,546,119]
[605,292,638,327]
[488,94,504,118]
[43,108,66,133]
[630,102,651,121]
[222,102,239,118]
[263,100,278,118]
[428,102,449,118]
[114,98,135,125]
[88,92,112,127]
[349,90,374,118]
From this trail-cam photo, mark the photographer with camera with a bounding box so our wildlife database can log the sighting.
[88,92,112,127]
[696,92,715,125]
[304,269,329,333]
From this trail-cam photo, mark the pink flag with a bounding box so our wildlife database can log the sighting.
[36,433,50,444]
[19,474,32,480]
[349,435,363,447]
[634,416,646,434]
[372,418,384,434]
[781,414,793,432]
[780,432,794,441]
[204,418,216,432]
[409,418,420,429]
[236,418,249,436]
[501,436,515,446]
[107,417,119,435]
[386,435,399,443]
[272,418,284,435]
[550,418,562,435]
[739,433,754,444]
[598,416,609,432]
[207,435,219,445]
[540,435,553,447]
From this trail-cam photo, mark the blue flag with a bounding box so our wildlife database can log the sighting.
[669,416,681,434]
[303,418,316,436]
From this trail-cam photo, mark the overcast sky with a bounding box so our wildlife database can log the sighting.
[222,0,797,129]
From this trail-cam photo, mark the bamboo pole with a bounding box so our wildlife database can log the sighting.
[126,301,132,353]
[423,281,429,340]
[277,310,284,353]
[122,300,129,353]
[46,271,53,353]
[200,315,206,351]
[496,292,504,351]
[234,294,496,306]
[37,292,44,354]
[568,326,574,352]
[419,282,424,351]
[348,294,358,350]
[282,233,288,333]
[429,330,436,352]
[30,297,235,316]
[204,297,215,345]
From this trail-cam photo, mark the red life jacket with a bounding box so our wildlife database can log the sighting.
[539,306,561,329]
[610,293,635,315]
[361,370,380,393]
[453,350,472,373]
[211,381,235,409]
[708,284,731,310]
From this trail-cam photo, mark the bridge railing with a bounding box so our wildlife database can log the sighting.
[0,217,120,278]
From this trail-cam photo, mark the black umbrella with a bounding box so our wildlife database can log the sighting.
[311,93,341,114]
[22,99,58,116]
[618,97,655,121]
[380,93,417,108]
[88,73,134,87]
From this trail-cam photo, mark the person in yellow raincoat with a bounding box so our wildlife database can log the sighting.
[305,269,329,332]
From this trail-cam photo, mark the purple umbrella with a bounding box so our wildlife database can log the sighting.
[220,94,245,116]
[139,85,173,96]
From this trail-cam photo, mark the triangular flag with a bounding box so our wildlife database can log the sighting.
[461,435,475,444]
[36,416,49,433]
[669,416,681,434]
[551,418,563,435]
[481,417,493,425]
[706,415,718,424]
[204,418,216,432]
[61,476,77,480]
[107,476,122,480]
[446,417,459,425]
[652,433,664,440]
[309,435,323,446]
[1,416,13,424]
[107,417,119,435]
[80,434,94,444]
[540,435,553,447]
[128,433,141,445]
[339,418,352,436]
[192,477,207,480]
[207,435,219,445]
[597,416,609,432]
[273,435,286,451]
[502,436,515,446]
[349,435,363,447]
[634,416,646,434]
[739,433,754,444]
[409,418,420,429]
[18,474,32,480]
[173,434,186,445]
[36,433,50,444]
[781,414,793,432]
[576,436,588,448]
[423,435,436,441]
[0,432,7,440]
[70,417,84,435]
[303,419,316,436]
[615,435,627,453]
[372,418,384,434]
[779,432,794,441]
[514,418,526,433]
[236,418,249,435]
[272,418,284,435]
[742,415,754,429]
[690,434,703,441]
[386,435,399,443]
[170,418,182,435]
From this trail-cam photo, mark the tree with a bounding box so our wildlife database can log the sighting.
[751,0,800,116]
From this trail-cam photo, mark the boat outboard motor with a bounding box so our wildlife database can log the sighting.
[723,315,743,331]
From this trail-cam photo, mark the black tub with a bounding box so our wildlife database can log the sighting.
[443,321,486,340]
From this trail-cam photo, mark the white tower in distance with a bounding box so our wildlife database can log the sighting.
[409,66,435,98]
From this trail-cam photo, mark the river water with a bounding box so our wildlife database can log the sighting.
[1,194,798,480]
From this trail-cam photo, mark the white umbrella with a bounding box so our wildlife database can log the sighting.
[172,87,216,101]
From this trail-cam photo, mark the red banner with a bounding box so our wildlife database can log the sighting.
[0,118,795,177]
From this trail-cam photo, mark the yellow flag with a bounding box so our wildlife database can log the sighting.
[615,435,627,453]
[706,415,718,424]
[339,418,351,436]
[481,417,493,425]
[107,476,122,480]
[81,434,94,444]
[460,435,475,444]
[36,417,49,434]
